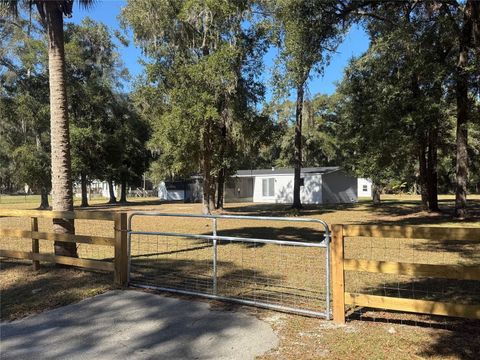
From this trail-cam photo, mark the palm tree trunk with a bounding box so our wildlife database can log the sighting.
[39,1,77,257]
[292,82,305,209]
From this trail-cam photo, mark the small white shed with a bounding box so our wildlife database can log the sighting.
[357,178,372,198]
[158,181,185,201]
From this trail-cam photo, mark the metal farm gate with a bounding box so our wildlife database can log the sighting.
[127,213,331,319]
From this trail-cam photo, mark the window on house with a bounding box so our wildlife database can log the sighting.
[262,178,275,197]
[363,185,368,192]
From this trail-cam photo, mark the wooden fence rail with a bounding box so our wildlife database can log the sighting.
[0,209,128,286]
[331,224,480,324]
[2,210,480,323]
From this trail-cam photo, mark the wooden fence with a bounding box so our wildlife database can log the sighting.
[2,211,480,323]
[331,224,480,323]
[0,209,128,286]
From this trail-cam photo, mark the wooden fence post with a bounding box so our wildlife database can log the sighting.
[31,217,39,270]
[331,224,346,324]
[114,212,128,287]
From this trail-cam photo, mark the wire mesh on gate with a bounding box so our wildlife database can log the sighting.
[128,213,330,318]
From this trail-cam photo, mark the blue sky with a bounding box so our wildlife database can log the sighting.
[67,0,370,96]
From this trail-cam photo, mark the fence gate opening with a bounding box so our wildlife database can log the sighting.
[127,212,331,319]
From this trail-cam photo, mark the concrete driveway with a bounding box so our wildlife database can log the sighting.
[0,290,278,360]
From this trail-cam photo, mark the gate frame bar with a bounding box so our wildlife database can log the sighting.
[127,212,331,319]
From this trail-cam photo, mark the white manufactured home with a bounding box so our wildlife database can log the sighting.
[226,167,358,204]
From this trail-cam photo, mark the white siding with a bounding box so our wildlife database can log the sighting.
[252,174,323,204]
[302,174,322,204]
[253,174,291,203]
[357,178,372,198]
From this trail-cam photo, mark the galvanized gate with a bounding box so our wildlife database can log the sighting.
[127,212,331,319]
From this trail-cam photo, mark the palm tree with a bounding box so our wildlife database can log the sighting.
[2,0,95,257]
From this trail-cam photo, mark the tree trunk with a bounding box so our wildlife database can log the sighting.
[38,2,77,257]
[120,177,127,203]
[202,173,211,215]
[216,168,225,210]
[209,180,216,211]
[455,28,470,218]
[80,172,89,207]
[202,171,216,214]
[39,187,49,209]
[108,178,117,204]
[468,0,480,92]
[216,109,228,211]
[202,123,215,214]
[372,182,381,205]
[418,143,429,211]
[427,127,439,212]
[292,82,305,209]
[418,132,439,213]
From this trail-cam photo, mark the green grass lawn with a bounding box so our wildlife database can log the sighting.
[1,194,479,359]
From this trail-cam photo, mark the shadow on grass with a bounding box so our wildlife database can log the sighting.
[0,260,112,321]
[131,257,282,296]
[72,196,480,228]
[130,225,328,251]
[223,198,480,226]
[410,239,480,262]
[0,259,31,271]
[224,202,358,217]
[358,198,480,226]
[347,276,480,359]
[76,199,168,211]
[215,226,327,248]
[130,244,213,259]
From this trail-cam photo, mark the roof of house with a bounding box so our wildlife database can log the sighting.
[234,167,341,177]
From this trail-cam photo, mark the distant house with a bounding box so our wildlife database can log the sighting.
[159,167,358,205]
[226,167,357,204]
